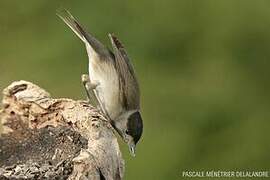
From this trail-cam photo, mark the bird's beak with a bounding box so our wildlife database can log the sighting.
[128,142,136,157]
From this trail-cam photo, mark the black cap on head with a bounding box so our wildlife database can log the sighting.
[127,111,143,144]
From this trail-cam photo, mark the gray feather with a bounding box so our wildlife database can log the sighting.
[109,34,140,110]
[57,9,110,58]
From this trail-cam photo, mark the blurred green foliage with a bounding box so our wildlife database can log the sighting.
[1,0,270,179]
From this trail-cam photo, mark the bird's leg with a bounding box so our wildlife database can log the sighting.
[81,74,110,119]
[81,74,99,106]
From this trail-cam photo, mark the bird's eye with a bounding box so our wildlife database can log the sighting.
[125,130,129,134]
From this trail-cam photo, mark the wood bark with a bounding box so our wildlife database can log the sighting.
[0,81,124,180]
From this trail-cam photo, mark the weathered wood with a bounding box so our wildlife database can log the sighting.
[0,81,124,180]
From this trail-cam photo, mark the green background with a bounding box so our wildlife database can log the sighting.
[1,0,270,179]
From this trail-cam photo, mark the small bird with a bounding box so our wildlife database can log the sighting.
[57,9,143,156]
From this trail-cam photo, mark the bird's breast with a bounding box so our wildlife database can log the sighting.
[88,59,123,120]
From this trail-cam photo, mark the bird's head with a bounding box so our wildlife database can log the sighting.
[113,111,143,157]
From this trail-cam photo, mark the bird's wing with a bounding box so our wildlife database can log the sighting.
[57,9,110,58]
[109,34,140,110]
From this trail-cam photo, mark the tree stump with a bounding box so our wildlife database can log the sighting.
[0,81,124,180]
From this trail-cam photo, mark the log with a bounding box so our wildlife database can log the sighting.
[0,81,124,180]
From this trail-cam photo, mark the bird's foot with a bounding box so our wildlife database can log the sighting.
[81,74,99,105]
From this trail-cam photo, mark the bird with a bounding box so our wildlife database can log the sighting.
[57,9,143,156]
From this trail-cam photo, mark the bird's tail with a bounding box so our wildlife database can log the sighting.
[57,8,87,42]
[57,8,109,57]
